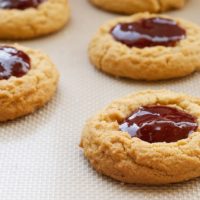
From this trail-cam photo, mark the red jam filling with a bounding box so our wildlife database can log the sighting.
[119,105,198,143]
[111,17,186,48]
[0,46,31,80]
[0,0,46,9]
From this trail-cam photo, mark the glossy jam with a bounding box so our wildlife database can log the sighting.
[119,105,198,143]
[111,17,186,48]
[0,46,30,80]
[0,0,45,9]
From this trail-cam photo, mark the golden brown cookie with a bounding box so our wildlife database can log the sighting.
[80,90,200,185]
[89,13,200,81]
[0,0,70,39]
[90,0,186,14]
[0,44,59,121]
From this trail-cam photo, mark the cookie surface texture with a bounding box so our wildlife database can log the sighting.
[90,0,186,14]
[0,44,59,121]
[0,0,70,39]
[81,90,200,185]
[89,13,200,81]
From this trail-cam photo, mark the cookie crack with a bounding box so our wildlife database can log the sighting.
[156,0,162,12]
[117,141,175,178]
[98,44,111,70]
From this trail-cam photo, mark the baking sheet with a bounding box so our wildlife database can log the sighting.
[1,0,200,199]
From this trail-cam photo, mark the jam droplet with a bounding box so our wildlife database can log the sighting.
[119,105,198,143]
[0,46,31,80]
[0,0,45,9]
[111,17,186,48]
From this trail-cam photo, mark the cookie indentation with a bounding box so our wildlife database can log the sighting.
[0,46,31,80]
[111,17,186,48]
[120,105,198,143]
[0,0,46,10]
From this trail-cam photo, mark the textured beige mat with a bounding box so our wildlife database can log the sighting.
[0,0,200,199]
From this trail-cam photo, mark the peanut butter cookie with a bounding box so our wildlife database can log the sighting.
[0,44,59,121]
[90,0,186,14]
[89,13,200,81]
[81,90,200,185]
[0,0,70,39]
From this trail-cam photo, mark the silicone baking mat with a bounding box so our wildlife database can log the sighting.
[0,0,200,199]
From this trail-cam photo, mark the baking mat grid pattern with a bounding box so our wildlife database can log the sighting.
[0,0,200,199]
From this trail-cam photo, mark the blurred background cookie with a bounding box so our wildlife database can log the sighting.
[89,0,186,14]
[0,0,70,39]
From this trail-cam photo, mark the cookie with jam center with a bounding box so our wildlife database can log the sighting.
[88,13,200,81]
[0,0,70,39]
[80,90,200,185]
[0,44,59,121]
[89,0,186,14]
